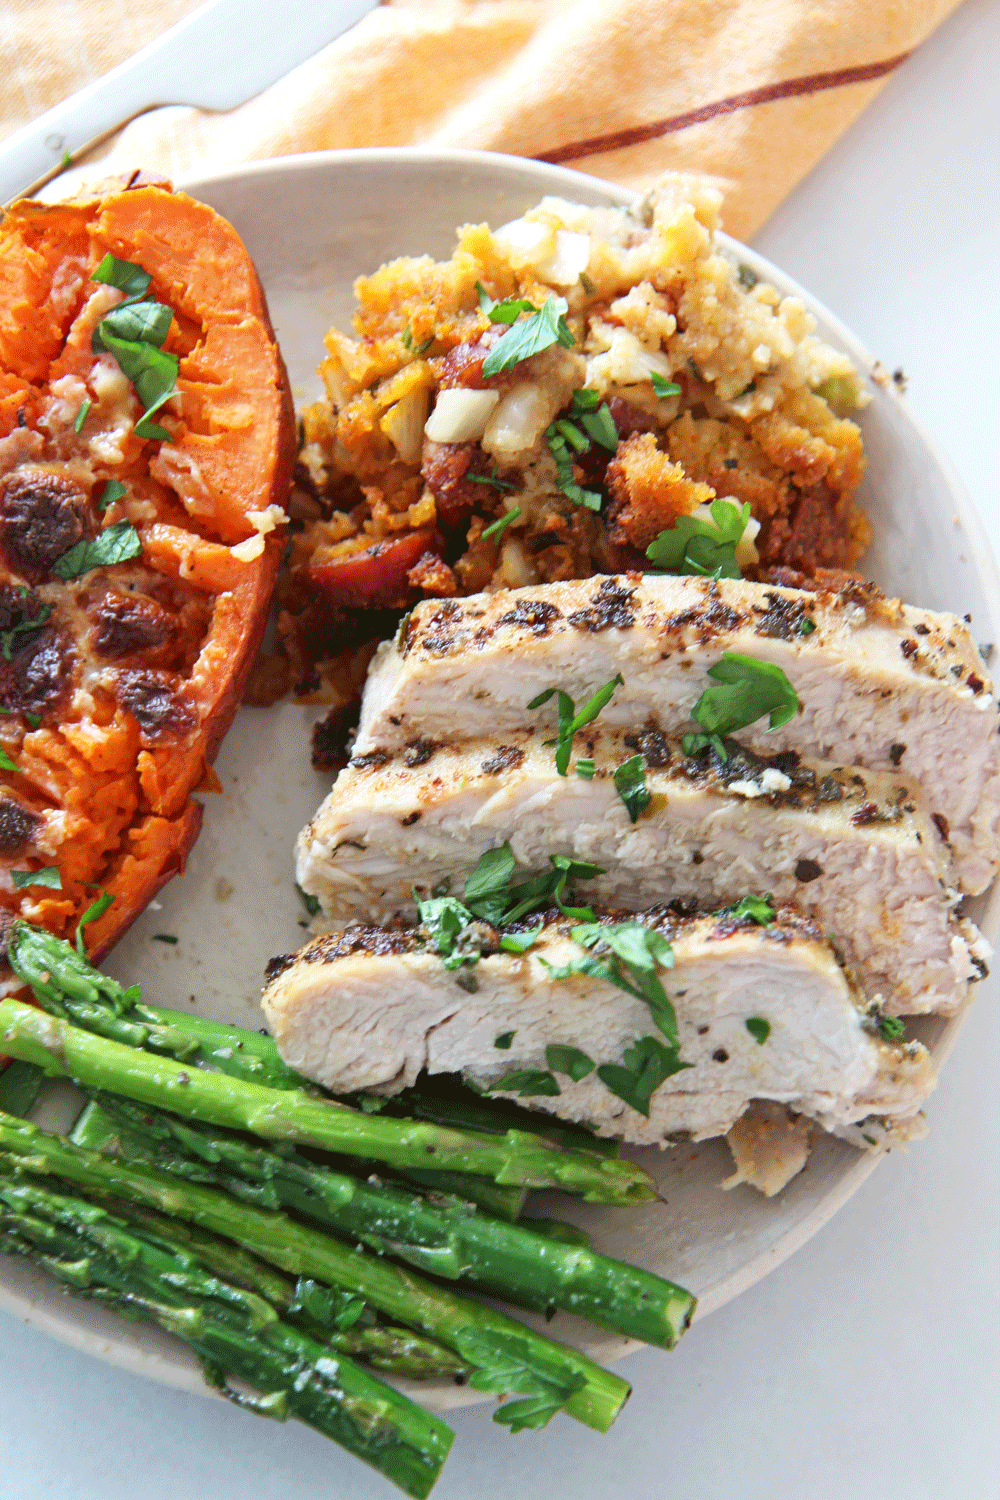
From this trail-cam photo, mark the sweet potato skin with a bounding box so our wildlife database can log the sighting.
[0,179,294,964]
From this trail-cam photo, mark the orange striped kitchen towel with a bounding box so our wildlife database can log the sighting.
[0,0,964,237]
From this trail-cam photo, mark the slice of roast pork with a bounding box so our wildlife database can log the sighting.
[354,574,1000,893]
[296,731,988,1015]
[261,905,935,1150]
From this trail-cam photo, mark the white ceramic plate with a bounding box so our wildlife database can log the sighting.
[3,149,999,1414]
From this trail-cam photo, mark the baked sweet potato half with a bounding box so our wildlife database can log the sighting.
[0,176,295,965]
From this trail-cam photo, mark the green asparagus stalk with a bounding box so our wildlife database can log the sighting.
[380,1077,621,1158]
[0,996,653,1204]
[0,1167,453,1498]
[393,1167,528,1221]
[91,1194,472,1382]
[0,1112,631,1433]
[76,1095,695,1350]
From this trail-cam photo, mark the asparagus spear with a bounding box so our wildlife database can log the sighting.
[89,1194,472,1382]
[0,995,654,1204]
[0,1167,453,1498]
[76,1095,695,1350]
[0,1112,631,1433]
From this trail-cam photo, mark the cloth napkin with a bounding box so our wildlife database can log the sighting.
[1,0,964,239]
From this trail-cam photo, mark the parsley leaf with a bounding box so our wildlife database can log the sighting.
[464,844,516,923]
[76,889,115,956]
[50,520,143,580]
[494,1031,516,1050]
[879,1015,906,1042]
[715,894,776,926]
[92,253,152,301]
[572,920,678,1042]
[295,883,321,918]
[612,754,650,822]
[152,934,178,944]
[545,1044,594,1081]
[400,324,434,356]
[96,479,127,512]
[0,749,18,772]
[567,391,618,451]
[476,282,538,324]
[24,713,41,729]
[575,758,596,780]
[597,1035,692,1116]
[12,866,62,890]
[645,500,752,580]
[545,421,602,510]
[745,1017,770,1045]
[528,673,623,776]
[414,893,476,969]
[482,295,574,378]
[1,593,51,660]
[73,398,91,433]
[681,653,798,761]
[651,372,682,397]
[481,506,522,543]
[799,618,816,636]
[455,1327,585,1429]
[499,924,543,953]
[489,1069,560,1097]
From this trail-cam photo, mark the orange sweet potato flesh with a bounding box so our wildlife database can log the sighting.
[0,178,295,967]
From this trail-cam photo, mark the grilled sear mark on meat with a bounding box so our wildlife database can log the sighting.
[114,669,197,743]
[355,573,1000,893]
[261,906,935,1150]
[566,578,637,633]
[0,795,42,857]
[295,730,987,1016]
[89,592,174,660]
[0,468,92,581]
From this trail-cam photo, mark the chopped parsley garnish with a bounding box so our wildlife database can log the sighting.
[481,295,574,378]
[295,883,321,917]
[567,389,618,449]
[481,506,522,543]
[51,519,143,579]
[745,1017,770,1045]
[528,673,623,776]
[76,889,115,955]
[681,654,798,762]
[96,479,127,512]
[488,1069,560,1097]
[467,469,519,491]
[612,754,650,822]
[737,264,758,290]
[646,499,752,580]
[651,372,682,398]
[73,398,91,433]
[579,272,596,296]
[879,1015,906,1042]
[1,591,51,660]
[152,934,178,945]
[91,253,179,441]
[476,283,538,324]
[500,924,544,953]
[575,758,596,780]
[545,920,679,1043]
[545,1044,594,1081]
[715,894,776,927]
[462,842,605,927]
[23,712,41,729]
[414,893,479,970]
[400,324,434,356]
[455,1326,586,1431]
[463,844,517,924]
[799,618,816,636]
[546,421,602,510]
[494,1031,516,1050]
[0,749,18,773]
[597,1035,692,1117]
[11,867,62,890]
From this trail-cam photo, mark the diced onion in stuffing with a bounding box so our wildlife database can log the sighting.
[424,388,499,443]
[492,217,556,270]
[380,386,429,462]
[534,231,592,287]
[482,381,550,456]
[588,328,674,386]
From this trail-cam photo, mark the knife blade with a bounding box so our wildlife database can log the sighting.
[0,0,379,206]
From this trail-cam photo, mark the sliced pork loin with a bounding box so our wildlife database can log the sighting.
[262,905,935,1150]
[296,732,989,1016]
[354,574,1000,894]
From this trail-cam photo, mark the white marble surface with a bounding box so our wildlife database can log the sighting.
[3,1,999,1495]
